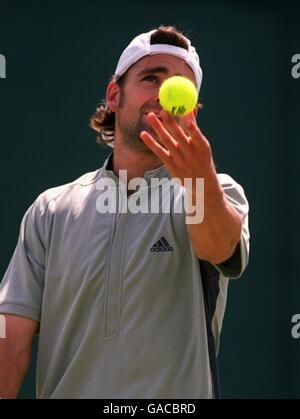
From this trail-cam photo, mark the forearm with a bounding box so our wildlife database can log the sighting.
[0,339,32,399]
[187,176,242,264]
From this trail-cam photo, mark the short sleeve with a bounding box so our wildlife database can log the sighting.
[0,200,47,321]
[213,174,250,279]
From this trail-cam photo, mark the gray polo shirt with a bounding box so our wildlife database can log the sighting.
[0,155,250,399]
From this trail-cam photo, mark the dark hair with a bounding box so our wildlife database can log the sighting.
[90,26,190,146]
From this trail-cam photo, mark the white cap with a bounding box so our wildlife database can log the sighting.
[114,29,202,93]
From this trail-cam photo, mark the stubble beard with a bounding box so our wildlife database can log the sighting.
[117,114,154,155]
[116,92,158,156]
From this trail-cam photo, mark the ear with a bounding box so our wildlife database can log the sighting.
[106,81,120,112]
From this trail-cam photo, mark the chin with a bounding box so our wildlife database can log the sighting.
[136,142,155,156]
[123,137,153,156]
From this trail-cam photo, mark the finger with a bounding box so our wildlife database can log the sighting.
[160,111,191,147]
[180,111,196,129]
[180,117,212,159]
[140,130,170,163]
[180,115,206,142]
[146,112,179,152]
[182,117,210,150]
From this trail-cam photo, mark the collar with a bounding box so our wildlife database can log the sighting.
[102,153,170,184]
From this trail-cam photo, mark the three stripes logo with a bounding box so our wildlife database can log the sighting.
[151,236,173,252]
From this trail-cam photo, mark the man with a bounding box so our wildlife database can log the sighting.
[0,26,250,399]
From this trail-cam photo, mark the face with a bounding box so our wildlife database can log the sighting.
[107,54,196,155]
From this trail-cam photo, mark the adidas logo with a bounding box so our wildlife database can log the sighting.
[150,236,173,252]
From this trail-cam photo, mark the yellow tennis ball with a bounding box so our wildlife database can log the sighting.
[159,76,198,116]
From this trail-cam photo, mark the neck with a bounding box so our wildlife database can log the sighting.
[112,143,163,182]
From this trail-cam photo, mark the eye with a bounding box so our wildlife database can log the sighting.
[142,75,159,83]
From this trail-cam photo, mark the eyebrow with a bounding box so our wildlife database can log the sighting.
[137,66,169,77]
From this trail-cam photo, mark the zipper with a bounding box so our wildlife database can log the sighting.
[104,183,127,338]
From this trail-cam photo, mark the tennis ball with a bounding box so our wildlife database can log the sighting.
[159,76,198,116]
